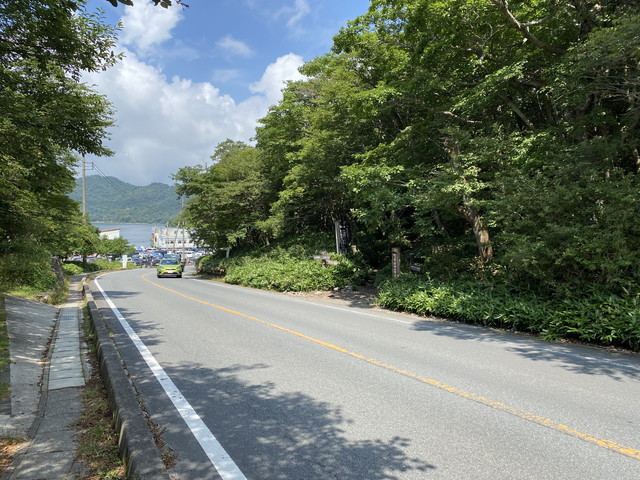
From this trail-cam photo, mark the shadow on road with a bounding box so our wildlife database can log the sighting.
[160,361,437,479]
[411,318,640,381]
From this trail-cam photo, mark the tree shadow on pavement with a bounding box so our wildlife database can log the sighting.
[411,318,640,381]
[159,361,436,479]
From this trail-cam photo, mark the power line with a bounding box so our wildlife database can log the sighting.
[89,161,138,203]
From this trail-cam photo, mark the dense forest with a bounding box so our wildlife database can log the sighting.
[177,0,640,295]
[70,176,181,223]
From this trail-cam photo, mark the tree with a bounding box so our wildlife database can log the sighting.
[174,140,270,249]
[96,236,133,258]
[334,0,640,287]
[0,0,118,287]
[176,0,640,293]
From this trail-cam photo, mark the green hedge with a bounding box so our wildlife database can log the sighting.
[0,250,58,292]
[63,260,123,274]
[377,274,640,351]
[196,245,369,292]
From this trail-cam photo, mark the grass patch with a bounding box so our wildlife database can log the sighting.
[76,305,125,480]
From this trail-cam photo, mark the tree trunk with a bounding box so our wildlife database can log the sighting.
[458,202,493,262]
[443,136,494,262]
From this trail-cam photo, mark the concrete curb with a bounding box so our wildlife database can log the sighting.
[84,284,170,480]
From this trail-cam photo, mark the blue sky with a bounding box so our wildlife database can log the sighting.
[82,0,371,185]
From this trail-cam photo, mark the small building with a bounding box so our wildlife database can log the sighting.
[100,228,121,240]
[151,227,197,250]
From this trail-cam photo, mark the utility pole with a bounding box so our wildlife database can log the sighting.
[81,156,94,224]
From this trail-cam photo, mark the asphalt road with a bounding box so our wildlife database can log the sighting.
[91,267,640,479]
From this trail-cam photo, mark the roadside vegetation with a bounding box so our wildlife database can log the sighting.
[181,2,640,352]
[197,234,370,292]
[197,237,640,351]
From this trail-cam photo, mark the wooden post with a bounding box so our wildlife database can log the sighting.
[391,247,401,278]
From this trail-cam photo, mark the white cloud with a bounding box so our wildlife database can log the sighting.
[82,51,306,186]
[215,35,254,58]
[284,0,311,28]
[120,0,183,54]
[249,53,305,104]
[245,0,311,30]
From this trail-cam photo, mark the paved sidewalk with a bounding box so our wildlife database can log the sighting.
[1,277,88,480]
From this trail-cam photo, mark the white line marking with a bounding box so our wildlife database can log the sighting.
[94,276,246,480]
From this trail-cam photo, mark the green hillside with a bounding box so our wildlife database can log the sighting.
[70,175,181,223]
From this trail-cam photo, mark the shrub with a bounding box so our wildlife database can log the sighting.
[195,240,370,292]
[0,249,58,292]
[63,263,84,275]
[63,260,122,274]
[377,274,640,351]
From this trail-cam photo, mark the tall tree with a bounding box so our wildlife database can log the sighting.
[332,0,640,288]
[174,140,270,249]
[0,0,117,263]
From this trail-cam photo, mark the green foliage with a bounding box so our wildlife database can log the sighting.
[196,236,370,292]
[377,274,640,351]
[0,242,58,293]
[178,1,640,350]
[174,140,271,249]
[69,176,181,223]
[95,236,134,257]
[224,257,338,292]
[64,259,122,273]
[63,263,84,275]
[0,0,119,293]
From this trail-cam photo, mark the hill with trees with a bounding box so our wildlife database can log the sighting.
[177,1,640,351]
[70,175,181,224]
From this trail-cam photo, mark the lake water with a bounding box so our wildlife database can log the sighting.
[94,222,157,249]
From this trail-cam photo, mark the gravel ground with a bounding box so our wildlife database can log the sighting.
[283,284,379,308]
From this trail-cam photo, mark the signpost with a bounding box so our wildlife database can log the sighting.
[391,247,401,278]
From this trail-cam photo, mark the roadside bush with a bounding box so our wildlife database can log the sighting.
[224,256,339,291]
[63,263,84,275]
[63,260,122,273]
[195,254,235,276]
[377,274,640,351]
[196,240,370,292]
[0,249,58,293]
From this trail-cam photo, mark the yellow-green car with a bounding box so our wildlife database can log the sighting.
[156,259,183,278]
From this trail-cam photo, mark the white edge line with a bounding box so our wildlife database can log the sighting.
[94,275,247,480]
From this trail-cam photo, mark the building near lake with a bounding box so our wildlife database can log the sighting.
[99,228,121,240]
[151,227,197,250]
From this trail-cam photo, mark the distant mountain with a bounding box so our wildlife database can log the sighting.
[70,175,182,223]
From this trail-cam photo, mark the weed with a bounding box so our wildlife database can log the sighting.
[76,306,125,480]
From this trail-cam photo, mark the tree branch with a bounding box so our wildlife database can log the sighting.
[490,0,566,55]
[501,95,535,130]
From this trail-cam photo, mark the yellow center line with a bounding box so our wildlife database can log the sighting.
[142,273,640,461]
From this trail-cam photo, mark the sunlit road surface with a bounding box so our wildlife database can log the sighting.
[92,268,640,479]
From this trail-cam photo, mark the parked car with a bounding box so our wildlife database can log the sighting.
[156,259,183,278]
